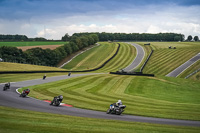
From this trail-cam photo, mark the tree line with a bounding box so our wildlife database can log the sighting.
[0,34,51,41]
[0,34,98,66]
[71,32,186,41]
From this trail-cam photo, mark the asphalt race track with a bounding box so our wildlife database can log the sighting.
[166,53,200,77]
[123,42,145,72]
[1,74,200,127]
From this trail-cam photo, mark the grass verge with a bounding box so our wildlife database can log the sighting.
[0,62,66,72]
[0,106,199,133]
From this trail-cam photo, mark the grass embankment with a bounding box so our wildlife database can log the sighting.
[1,106,199,133]
[96,42,136,72]
[178,60,200,80]
[63,42,136,72]
[20,74,200,121]
[0,62,66,72]
[0,73,71,83]
[0,41,67,47]
[62,42,117,70]
[136,42,200,77]
[0,62,69,83]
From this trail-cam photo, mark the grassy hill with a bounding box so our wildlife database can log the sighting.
[136,42,200,78]
[62,42,118,70]
[20,74,200,121]
[62,42,136,72]
[0,62,66,72]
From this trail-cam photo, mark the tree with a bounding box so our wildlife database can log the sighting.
[90,34,99,43]
[80,36,89,47]
[194,36,199,41]
[174,36,181,41]
[62,33,70,41]
[187,35,193,41]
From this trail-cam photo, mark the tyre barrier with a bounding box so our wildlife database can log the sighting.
[110,71,154,77]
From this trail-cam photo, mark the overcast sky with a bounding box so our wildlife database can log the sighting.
[0,0,200,40]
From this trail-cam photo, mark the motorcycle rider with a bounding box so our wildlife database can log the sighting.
[5,82,10,88]
[50,95,63,105]
[23,88,30,94]
[116,100,122,107]
[20,88,30,97]
[110,100,122,110]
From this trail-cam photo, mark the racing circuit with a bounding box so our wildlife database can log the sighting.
[1,43,200,127]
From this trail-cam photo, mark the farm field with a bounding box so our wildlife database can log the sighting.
[19,74,200,121]
[1,106,199,133]
[0,41,67,47]
[136,42,200,77]
[63,42,136,72]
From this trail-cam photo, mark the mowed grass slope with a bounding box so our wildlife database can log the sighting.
[96,42,136,72]
[0,41,66,47]
[136,42,200,76]
[1,106,199,133]
[63,42,136,72]
[21,74,200,120]
[178,60,200,80]
[62,42,117,71]
[0,62,66,72]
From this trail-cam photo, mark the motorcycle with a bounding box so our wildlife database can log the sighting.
[106,104,126,115]
[3,82,10,91]
[50,96,63,106]
[20,89,30,97]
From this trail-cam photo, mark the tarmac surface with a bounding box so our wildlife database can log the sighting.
[123,42,145,72]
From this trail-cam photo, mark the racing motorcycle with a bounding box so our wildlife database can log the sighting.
[3,82,10,91]
[106,104,126,115]
[50,95,63,106]
[20,89,30,97]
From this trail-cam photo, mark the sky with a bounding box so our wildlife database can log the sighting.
[0,0,200,40]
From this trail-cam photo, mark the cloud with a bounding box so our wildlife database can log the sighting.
[0,0,200,39]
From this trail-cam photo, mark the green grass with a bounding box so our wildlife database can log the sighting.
[95,42,136,72]
[0,73,71,83]
[178,60,200,80]
[0,62,66,72]
[19,74,200,121]
[136,42,200,76]
[63,42,136,72]
[1,106,199,133]
[62,42,118,70]
[0,41,67,47]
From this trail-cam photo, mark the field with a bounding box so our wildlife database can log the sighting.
[63,42,136,72]
[19,74,200,121]
[1,106,199,133]
[136,42,200,77]
[0,41,67,47]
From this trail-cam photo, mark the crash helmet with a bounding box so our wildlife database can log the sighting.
[118,100,121,103]
[59,95,63,99]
